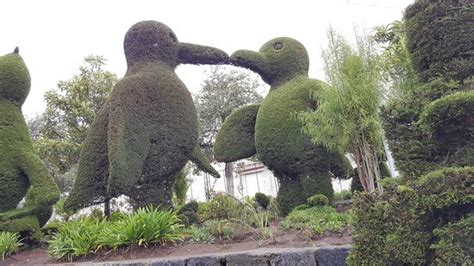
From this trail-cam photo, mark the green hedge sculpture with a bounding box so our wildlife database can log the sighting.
[214,37,352,215]
[383,0,473,177]
[0,48,60,239]
[64,21,227,212]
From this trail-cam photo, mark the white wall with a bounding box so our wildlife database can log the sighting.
[187,160,351,202]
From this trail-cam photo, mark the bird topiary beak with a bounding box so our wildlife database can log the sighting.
[230,50,269,83]
[178,43,229,65]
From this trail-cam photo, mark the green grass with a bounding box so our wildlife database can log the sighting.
[0,232,21,260]
[281,206,352,237]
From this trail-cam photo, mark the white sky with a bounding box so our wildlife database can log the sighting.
[1,0,413,117]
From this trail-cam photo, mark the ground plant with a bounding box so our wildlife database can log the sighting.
[0,232,21,260]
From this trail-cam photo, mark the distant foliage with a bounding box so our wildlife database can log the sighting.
[32,55,117,193]
[307,194,329,207]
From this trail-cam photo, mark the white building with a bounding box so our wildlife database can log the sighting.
[187,160,351,202]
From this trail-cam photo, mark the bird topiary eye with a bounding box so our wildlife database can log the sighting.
[274,42,283,50]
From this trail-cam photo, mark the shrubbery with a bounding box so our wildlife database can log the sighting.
[348,167,473,264]
[0,232,21,260]
[48,206,184,261]
[281,206,351,238]
[307,194,329,207]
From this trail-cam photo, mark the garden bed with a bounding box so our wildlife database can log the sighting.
[4,228,351,265]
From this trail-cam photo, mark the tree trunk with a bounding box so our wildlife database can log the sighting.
[224,162,234,195]
[104,198,111,218]
[352,134,382,193]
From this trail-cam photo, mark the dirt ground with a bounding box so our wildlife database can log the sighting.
[2,228,351,265]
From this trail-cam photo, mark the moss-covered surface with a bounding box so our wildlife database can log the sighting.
[0,49,60,238]
[419,91,474,158]
[214,104,259,162]
[65,21,227,212]
[215,38,348,215]
[383,0,473,177]
[349,167,474,264]
[405,0,474,82]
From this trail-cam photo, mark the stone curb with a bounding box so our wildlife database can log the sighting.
[64,245,350,266]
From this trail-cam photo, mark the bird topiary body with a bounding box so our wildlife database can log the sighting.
[0,48,60,239]
[64,21,227,212]
[214,38,351,215]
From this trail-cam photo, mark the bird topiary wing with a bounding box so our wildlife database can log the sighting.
[214,104,259,162]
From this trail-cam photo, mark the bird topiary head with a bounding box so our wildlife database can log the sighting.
[124,20,228,68]
[0,47,31,107]
[230,37,309,87]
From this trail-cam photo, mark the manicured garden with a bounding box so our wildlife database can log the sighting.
[1,0,472,265]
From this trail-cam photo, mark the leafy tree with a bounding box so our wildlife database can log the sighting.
[195,66,264,195]
[299,28,384,192]
[32,55,117,193]
[172,164,191,206]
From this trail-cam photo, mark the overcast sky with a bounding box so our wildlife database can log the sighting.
[1,0,413,117]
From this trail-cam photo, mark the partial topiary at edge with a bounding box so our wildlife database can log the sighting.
[0,48,60,240]
[64,21,227,213]
[348,167,474,265]
[214,37,351,215]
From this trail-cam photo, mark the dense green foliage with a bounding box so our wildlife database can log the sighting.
[0,232,20,260]
[31,56,117,193]
[48,207,184,261]
[65,21,226,212]
[348,167,473,264]
[0,49,60,239]
[404,0,474,82]
[419,91,474,161]
[281,206,352,238]
[213,104,259,162]
[254,193,270,209]
[172,165,191,206]
[300,29,385,192]
[307,194,329,207]
[216,37,351,215]
[177,201,200,226]
[381,1,473,177]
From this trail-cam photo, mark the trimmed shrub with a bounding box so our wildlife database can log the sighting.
[215,37,353,215]
[199,194,253,222]
[213,104,259,162]
[405,0,474,82]
[348,166,474,265]
[255,193,270,209]
[307,194,329,207]
[431,215,473,264]
[0,49,60,239]
[65,21,226,212]
[0,232,21,260]
[419,91,474,160]
[178,201,199,214]
[383,0,473,178]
